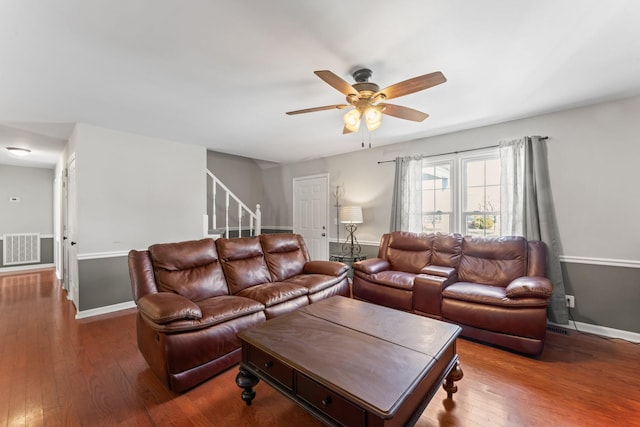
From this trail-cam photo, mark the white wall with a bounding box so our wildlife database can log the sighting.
[73,123,206,254]
[0,165,53,235]
[262,95,640,262]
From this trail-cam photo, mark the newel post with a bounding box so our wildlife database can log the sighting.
[255,204,261,235]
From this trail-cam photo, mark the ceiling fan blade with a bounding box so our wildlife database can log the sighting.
[286,104,350,115]
[314,70,359,97]
[380,103,429,122]
[375,71,446,101]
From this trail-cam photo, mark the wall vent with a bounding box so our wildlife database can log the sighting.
[2,233,40,265]
[546,325,569,335]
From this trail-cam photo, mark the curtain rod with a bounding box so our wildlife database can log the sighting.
[377,136,549,164]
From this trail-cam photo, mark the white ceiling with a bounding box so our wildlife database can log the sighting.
[1,0,640,168]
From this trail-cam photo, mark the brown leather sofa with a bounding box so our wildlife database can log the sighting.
[128,233,349,392]
[352,231,553,355]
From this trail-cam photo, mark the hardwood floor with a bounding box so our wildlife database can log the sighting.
[1,269,639,427]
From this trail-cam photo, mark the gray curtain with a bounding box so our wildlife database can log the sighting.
[500,136,568,324]
[390,155,423,232]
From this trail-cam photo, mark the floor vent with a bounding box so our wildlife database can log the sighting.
[2,233,40,265]
[546,325,569,335]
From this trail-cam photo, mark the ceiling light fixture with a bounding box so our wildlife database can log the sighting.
[6,147,31,156]
[343,105,384,133]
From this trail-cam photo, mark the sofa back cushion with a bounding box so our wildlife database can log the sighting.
[260,233,309,282]
[148,238,229,302]
[431,233,463,267]
[458,236,527,287]
[216,236,272,294]
[385,231,433,274]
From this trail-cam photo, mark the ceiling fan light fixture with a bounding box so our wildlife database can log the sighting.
[364,107,382,131]
[343,108,361,132]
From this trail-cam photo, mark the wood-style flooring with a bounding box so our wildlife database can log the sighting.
[1,269,639,426]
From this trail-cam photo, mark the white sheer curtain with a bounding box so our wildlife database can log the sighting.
[500,136,568,324]
[390,155,423,232]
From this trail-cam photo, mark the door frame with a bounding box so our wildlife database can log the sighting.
[293,173,330,260]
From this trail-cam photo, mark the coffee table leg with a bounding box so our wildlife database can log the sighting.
[442,361,463,399]
[236,367,260,406]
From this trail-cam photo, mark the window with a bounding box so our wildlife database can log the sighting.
[422,162,453,233]
[462,156,501,237]
[421,150,501,237]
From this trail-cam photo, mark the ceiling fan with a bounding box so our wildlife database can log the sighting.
[286,68,446,134]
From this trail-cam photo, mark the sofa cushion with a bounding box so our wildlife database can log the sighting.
[149,238,229,301]
[443,282,548,308]
[284,274,342,294]
[260,234,308,281]
[216,236,272,294]
[386,231,433,274]
[431,233,463,267]
[362,270,417,291]
[236,282,309,307]
[458,236,527,287]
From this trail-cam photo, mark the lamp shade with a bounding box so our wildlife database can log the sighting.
[339,206,363,224]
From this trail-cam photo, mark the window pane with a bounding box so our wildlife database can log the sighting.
[465,214,501,237]
[424,213,451,234]
[465,161,486,186]
[485,185,500,211]
[485,158,501,185]
[465,187,485,212]
[422,161,452,233]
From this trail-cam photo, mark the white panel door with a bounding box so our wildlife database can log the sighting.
[293,174,329,260]
[65,155,79,311]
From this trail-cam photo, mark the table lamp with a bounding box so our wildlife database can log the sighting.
[340,206,363,256]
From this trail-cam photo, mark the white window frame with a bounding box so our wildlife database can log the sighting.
[422,157,456,234]
[422,147,500,236]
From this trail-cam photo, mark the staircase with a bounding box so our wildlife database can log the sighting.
[205,170,261,239]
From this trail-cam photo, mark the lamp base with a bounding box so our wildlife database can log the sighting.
[341,223,361,256]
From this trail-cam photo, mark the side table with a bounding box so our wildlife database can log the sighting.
[329,254,366,279]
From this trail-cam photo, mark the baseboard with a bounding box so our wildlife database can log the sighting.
[76,300,137,320]
[0,263,55,274]
[548,320,640,343]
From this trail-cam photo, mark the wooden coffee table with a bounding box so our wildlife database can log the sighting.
[236,296,462,427]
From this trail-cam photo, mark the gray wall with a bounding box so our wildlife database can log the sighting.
[261,95,640,334]
[71,123,206,311]
[0,165,53,235]
[0,165,54,270]
[78,255,131,310]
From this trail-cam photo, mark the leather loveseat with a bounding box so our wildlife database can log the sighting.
[128,233,349,392]
[352,231,553,355]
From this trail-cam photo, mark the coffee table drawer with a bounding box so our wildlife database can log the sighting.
[247,347,293,390]
[296,372,365,426]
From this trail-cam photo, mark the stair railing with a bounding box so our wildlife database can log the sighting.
[206,170,261,238]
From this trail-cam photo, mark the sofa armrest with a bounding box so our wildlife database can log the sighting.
[352,258,390,274]
[137,292,202,324]
[505,276,553,299]
[420,265,456,278]
[303,260,349,276]
[413,273,459,317]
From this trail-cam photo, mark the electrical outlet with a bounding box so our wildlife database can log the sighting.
[565,295,575,308]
